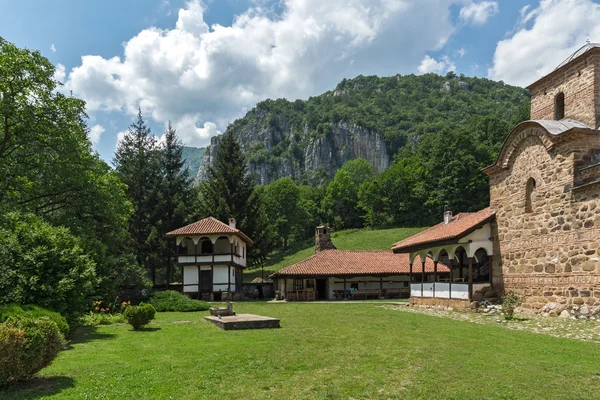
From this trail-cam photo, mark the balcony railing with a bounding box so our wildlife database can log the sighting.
[177,252,242,264]
[410,282,490,300]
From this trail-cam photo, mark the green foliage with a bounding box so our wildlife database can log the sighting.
[180,146,205,176]
[123,303,156,330]
[263,178,305,248]
[0,317,65,386]
[0,305,69,338]
[149,291,210,312]
[198,131,273,268]
[502,292,523,321]
[79,312,125,327]
[0,212,96,321]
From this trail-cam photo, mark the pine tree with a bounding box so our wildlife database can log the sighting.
[198,131,272,268]
[154,121,195,285]
[113,108,160,280]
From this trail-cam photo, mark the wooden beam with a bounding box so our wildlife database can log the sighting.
[468,257,473,301]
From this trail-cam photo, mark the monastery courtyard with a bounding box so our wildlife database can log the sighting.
[3,302,600,400]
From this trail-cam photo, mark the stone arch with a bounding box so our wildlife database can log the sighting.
[214,236,231,254]
[484,122,555,174]
[177,236,195,253]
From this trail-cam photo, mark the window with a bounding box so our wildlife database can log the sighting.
[554,92,565,120]
[200,240,213,254]
[293,279,304,290]
[525,178,536,213]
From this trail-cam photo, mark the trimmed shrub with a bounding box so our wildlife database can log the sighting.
[502,292,523,320]
[149,291,210,312]
[0,304,69,337]
[124,303,156,330]
[0,317,65,386]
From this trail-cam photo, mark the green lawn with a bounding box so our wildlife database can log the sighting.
[245,227,425,281]
[3,303,600,399]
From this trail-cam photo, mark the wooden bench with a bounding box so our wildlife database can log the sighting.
[352,289,381,300]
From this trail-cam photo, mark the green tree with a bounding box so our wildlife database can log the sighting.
[113,108,160,282]
[264,178,303,248]
[198,132,272,268]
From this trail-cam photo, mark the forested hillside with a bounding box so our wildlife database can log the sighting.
[181,146,205,176]
[198,72,529,185]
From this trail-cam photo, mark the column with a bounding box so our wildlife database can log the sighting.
[421,260,425,297]
[409,262,413,297]
[433,260,438,298]
[488,254,493,288]
[468,257,473,301]
[197,266,201,300]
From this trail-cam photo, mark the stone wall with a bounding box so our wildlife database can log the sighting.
[488,126,600,311]
[529,50,600,129]
[242,282,274,299]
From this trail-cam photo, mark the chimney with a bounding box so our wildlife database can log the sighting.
[315,226,336,253]
[443,210,453,225]
[229,218,236,229]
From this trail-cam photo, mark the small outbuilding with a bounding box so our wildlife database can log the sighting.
[269,227,449,301]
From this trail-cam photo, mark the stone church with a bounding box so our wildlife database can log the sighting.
[392,43,600,313]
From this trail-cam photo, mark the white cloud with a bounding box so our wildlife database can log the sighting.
[53,63,66,83]
[115,131,128,151]
[50,44,56,53]
[459,1,499,26]
[457,48,466,58]
[63,0,463,147]
[489,0,600,87]
[89,124,105,145]
[417,55,456,74]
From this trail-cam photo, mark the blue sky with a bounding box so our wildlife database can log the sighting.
[2,0,600,162]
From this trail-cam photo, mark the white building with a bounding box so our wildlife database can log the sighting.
[166,217,253,301]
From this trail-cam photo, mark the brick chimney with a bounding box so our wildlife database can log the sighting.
[315,226,336,253]
[229,218,236,229]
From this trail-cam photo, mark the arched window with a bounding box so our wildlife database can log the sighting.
[525,178,536,213]
[554,92,565,120]
[200,239,213,254]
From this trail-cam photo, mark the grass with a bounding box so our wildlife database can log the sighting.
[3,302,600,399]
[244,226,425,281]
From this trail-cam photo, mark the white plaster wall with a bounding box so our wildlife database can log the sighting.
[214,238,230,253]
[183,265,198,293]
[183,265,236,292]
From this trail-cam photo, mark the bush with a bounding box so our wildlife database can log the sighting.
[502,292,523,320]
[149,291,210,312]
[0,304,69,338]
[124,303,156,330]
[79,312,125,327]
[0,317,65,386]
[0,212,97,321]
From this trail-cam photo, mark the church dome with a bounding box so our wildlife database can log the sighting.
[555,42,600,70]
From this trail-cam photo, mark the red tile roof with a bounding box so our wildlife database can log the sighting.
[165,217,253,245]
[269,250,449,278]
[391,208,494,253]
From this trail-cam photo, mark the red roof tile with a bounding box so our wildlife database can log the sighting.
[391,208,494,253]
[269,250,449,278]
[165,217,253,245]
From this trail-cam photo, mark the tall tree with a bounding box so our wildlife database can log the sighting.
[152,122,195,285]
[264,177,303,248]
[198,131,271,268]
[113,108,160,280]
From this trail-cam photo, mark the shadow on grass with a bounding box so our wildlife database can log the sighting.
[131,327,161,332]
[0,376,74,399]
[67,326,116,347]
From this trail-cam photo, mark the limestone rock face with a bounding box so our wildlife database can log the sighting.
[196,119,389,186]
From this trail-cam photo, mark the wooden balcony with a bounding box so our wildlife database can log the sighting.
[176,252,244,266]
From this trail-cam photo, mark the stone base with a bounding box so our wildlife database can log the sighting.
[204,314,280,330]
[409,297,472,311]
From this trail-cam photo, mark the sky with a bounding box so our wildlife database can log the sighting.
[3,0,600,162]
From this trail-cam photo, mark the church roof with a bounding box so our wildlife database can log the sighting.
[165,217,253,245]
[269,250,449,278]
[555,43,600,70]
[391,208,495,253]
[530,119,591,134]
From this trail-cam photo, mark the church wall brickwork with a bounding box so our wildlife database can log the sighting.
[489,127,600,310]
[529,51,600,129]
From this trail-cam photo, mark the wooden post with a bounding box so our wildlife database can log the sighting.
[459,249,463,280]
[421,260,425,297]
[343,278,347,300]
[195,242,198,264]
[448,256,452,299]
[409,262,413,298]
[197,265,202,300]
[488,254,493,289]
[433,261,438,298]
[230,242,234,263]
[468,257,473,301]
[379,276,383,298]
[284,278,287,300]
[228,265,232,296]
[211,265,214,299]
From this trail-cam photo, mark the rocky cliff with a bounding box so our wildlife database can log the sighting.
[196,72,529,185]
